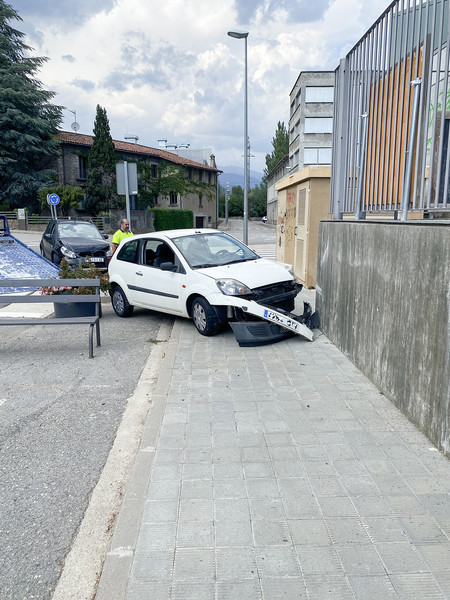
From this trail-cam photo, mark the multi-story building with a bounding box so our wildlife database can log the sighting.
[288,71,335,173]
[54,131,221,228]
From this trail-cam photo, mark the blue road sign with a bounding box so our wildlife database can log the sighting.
[48,193,60,205]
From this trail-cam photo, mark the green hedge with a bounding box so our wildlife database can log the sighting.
[151,208,194,231]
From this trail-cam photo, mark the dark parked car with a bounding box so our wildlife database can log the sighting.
[40,219,112,269]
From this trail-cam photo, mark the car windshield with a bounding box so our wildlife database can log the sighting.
[171,232,259,269]
[58,223,103,240]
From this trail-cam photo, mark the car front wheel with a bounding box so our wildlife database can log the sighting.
[192,296,222,336]
[112,285,134,318]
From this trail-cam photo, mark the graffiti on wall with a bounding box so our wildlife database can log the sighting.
[427,89,450,151]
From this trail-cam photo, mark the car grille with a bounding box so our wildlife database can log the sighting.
[79,250,106,258]
[250,280,301,306]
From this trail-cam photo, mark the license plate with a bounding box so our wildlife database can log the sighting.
[263,309,300,333]
[86,257,103,263]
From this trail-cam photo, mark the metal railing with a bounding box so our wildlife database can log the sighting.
[331,0,450,219]
[1,212,105,230]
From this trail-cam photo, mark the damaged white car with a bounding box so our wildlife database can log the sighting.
[108,229,317,346]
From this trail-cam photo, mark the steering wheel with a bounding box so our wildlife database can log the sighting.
[215,249,230,258]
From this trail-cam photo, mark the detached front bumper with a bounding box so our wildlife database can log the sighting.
[211,295,317,346]
[229,320,295,346]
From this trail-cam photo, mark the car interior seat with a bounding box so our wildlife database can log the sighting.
[145,248,156,265]
[154,244,174,268]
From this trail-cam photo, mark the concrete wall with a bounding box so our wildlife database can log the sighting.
[316,221,450,457]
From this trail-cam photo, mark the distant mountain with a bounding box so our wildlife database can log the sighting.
[218,165,263,190]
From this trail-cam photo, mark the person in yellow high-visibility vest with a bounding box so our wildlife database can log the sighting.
[111,219,133,256]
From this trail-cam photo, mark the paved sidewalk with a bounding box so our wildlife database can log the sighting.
[96,317,450,600]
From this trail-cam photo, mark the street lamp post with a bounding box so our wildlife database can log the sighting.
[227,30,249,245]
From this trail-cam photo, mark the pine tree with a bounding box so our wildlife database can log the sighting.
[264,121,289,179]
[0,1,62,211]
[85,105,119,214]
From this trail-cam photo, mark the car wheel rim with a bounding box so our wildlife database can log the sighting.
[193,303,206,331]
[113,291,124,314]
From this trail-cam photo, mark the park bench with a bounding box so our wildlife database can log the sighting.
[0,278,101,358]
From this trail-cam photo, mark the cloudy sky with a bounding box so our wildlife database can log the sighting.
[10,0,390,173]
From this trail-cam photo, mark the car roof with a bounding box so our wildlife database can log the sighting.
[130,229,222,241]
[55,219,96,225]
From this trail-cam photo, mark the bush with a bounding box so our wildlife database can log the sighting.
[152,209,194,231]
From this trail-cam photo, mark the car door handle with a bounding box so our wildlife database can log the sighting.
[136,271,143,276]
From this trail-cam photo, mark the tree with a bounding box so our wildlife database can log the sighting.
[138,160,216,207]
[249,180,268,217]
[264,121,289,179]
[0,2,62,212]
[228,185,244,217]
[84,105,119,214]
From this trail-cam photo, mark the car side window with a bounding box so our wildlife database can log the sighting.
[142,239,185,274]
[117,239,139,264]
[142,239,161,267]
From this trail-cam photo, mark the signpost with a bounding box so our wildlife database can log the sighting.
[116,162,138,226]
[47,193,60,219]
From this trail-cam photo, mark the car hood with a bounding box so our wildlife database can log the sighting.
[196,258,293,288]
[60,237,110,252]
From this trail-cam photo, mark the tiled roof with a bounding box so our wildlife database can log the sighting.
[56,131,221,172]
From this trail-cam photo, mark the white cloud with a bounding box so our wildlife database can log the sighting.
[11,0,392,172]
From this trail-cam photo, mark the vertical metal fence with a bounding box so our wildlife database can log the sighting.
[331,0,450,218]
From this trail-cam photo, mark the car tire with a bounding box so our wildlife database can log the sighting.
[112,285,134,318]
[192,296,222,336]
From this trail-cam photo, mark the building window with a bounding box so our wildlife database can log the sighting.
[169,192,177,205]
[199,170,203,182]
[305,87,334,103]
[188,168,192,180]
[151,164,157,178]
[78,156,87,179]
[304,147,332,165]
[304,118,333,133]
[199,195,203,208]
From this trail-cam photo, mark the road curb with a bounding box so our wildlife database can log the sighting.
[94,319,182,600]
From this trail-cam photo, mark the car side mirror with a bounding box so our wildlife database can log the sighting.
[160,261,177,272]
[44,233,52,240]
[103,233,109,239]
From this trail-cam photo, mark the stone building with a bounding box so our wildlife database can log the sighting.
[54,131,221,228]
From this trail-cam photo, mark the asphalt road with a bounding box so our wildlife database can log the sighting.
[0,220,276,599]
[0,299,164,600]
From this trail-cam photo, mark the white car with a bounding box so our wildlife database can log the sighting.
[108,229,315,345]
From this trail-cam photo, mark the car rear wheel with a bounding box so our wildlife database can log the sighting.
[192,296,222,336]
[112,285,134,318]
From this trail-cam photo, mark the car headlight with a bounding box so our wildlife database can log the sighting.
[216,279,252,296]
[288,267,301,284]
[61,245,77,259]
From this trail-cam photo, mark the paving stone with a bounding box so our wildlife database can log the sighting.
[296,546,343,575]
[288,518,332,546]
[173,547,215,581]
[389,573,447,599]
[259,577,308,599]
[171,581,216,600]
[376,542,430,573]
[215,547,258,580]
[215,519,253,546]
[216,579,262,600]
[255,546,302,577]
[398,515,448,543]
[348,575,398,600]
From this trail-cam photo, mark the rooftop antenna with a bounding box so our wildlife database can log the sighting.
[69,109,80,132]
